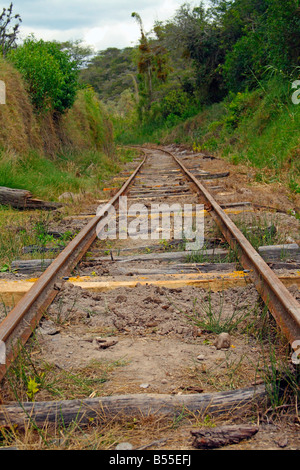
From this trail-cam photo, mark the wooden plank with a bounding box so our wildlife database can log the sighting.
[112,263,237,275]
[12,257,300,276]
[258,244,300,261]
[128,189,191,196]
[268,261,300,270]
[95,248,229,263]
[219,202,252,209]
[63,207,255,221]
[129,185,190,192]
[1,271,299,305]
[191,171,230,180]
[128,193,194,201]
[11,259,53,273]
[0,385,267,427]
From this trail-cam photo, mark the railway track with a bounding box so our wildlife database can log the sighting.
[0,146,299,439]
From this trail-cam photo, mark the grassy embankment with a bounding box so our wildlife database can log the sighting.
[0,58,134,268]
[164,80,300,196]
[116,77,300,200]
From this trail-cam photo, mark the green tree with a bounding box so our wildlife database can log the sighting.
[0,2,21,57]
[80,47,137,103]
[132,12,170,120]
[222,0,300,91]
[59,39,94,69]
[8,38,79,113]
[161,3,226,104]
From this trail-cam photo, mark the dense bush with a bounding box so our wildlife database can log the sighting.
[8,38,79,113]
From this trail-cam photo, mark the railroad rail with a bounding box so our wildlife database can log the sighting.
[0,145,299,392]
[170,149,300,345]
[0,156,146,381]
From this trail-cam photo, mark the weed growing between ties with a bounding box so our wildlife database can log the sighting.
[183,288,252,335]
[2,335,126,403]
[0,147,137,270]
[185,244,239,264]
[170,287,300,414]
[0,210,70,271]
[0,409,219,450]
[233,213,283,251]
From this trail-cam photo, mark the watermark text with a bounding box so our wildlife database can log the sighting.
[0,341,6,365]
[292,340,300,365]
[0,80,6,104]
[96,197,205,251]
[291,80,300,105]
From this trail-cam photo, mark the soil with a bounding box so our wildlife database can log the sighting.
[10,280,298,450]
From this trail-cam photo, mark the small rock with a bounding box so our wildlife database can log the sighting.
[115,442,134,450]
[161,379,168,384]
[39,320,60,336]
[193,326,202,338]
[58,192,79,202]
[93,338,118,349]
[214,332,231,350]
[276,437,288,448]
[140,383,150,389]
[197,354,205,361]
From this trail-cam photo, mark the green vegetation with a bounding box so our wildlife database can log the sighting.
[185,290,251,334]
[162,79,300,187]
[4,336,123,402]
[77,1,300,190]
[0,148,116,200]
[0,3,135,272]
[0,2,21,57]
[80,47,136,106]
[8,38,79,113]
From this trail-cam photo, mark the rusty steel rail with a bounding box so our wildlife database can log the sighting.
[0,155,146,381]
[168,149,300,346]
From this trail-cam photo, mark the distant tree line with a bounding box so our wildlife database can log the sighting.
[2,1,300,125]
[81,0,300,127]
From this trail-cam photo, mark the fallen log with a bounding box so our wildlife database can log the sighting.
[191,424,259,449]
[0,187,61,210]
[0,385,266,428]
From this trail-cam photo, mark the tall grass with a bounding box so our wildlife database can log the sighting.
[159,76,300,191]
[0,148,121,200]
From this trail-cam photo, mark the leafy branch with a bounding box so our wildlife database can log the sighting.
[0,2,22,57]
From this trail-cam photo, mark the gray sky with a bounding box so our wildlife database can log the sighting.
[4,0,200,52]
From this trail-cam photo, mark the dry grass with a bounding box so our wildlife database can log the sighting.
[0,58,114,158]
[0,58,43,153]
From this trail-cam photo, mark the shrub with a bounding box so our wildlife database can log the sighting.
[8,38,79,113]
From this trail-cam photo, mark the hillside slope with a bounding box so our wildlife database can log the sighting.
[0,59,119,200]
[160,81,300,201]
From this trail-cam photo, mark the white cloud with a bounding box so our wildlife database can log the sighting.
[8,0,191,50]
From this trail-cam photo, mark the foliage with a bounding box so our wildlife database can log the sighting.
[59,39,94,69]
[0,2,21,57]
[79,0,300,171]
[80,47,137,104]
[8,37,79,113]
[132,12,171,121]
[221,0,300,92]
[27,377,40,401]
